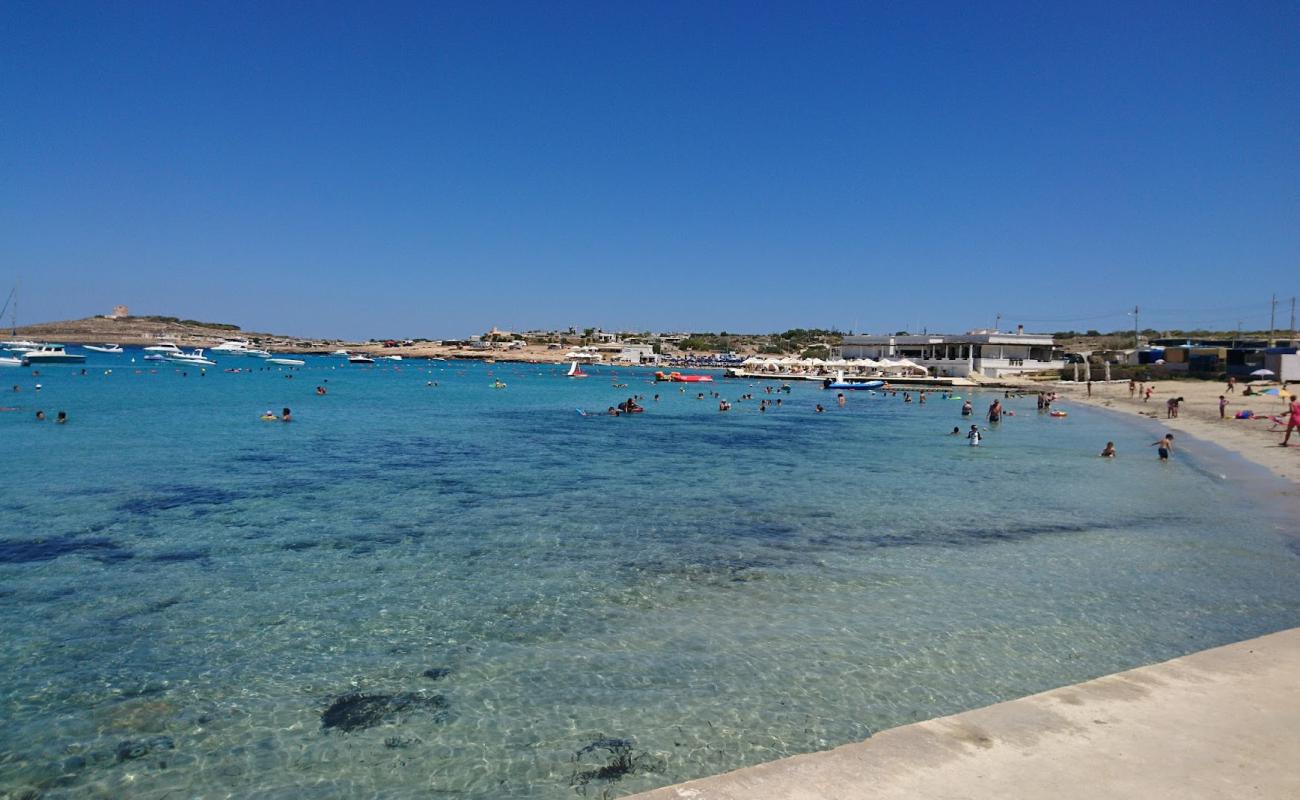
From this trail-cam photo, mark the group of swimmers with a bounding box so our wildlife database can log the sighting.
[261,407,292,422]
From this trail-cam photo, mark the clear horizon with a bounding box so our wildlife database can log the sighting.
[3,2,1298,340]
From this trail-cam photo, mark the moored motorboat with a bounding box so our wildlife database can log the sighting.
[21,344,87,364]
[210,340,252,354]
[823,371,885,390]
[348,354,375,364]
[166,349,216,366]
[84,343,124,353]
[144,342,181,353]
[0,356,22,367]
[2,340,40,353]
[245,349,272,358]
[267,357,305,366]
[824,379,885,390]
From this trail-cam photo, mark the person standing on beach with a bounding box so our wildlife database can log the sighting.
[1144,386,1153,403]
[1150,433,1174,461]
[1129,379,1136,398]
[1227,376,1236,393]
[1281,394,1300,446]
[1219,395,1229,419]
[1087,380,1093,397]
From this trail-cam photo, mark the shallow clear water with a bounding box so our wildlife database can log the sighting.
[2,353,1297,798]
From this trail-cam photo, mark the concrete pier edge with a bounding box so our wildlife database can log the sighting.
[627,626,1300,799]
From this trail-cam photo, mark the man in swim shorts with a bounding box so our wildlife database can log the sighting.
[1151,433,1174,461]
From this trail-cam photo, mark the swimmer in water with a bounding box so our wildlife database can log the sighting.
[316,386,327,395]
[56,411,67,424]
[967,425,982,446]
[281,407,292,422]
[950,426,961,435]
[35,410,45,421]
[837,392,845,407]
[815,404,825,413]
[1100,441,1116,457]
[261,410,277,421]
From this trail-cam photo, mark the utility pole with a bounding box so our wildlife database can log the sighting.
[1290,297,1296,344]
[1269,294,1277,346]
[994,312,1001,333]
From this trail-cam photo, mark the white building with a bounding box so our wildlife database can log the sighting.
[837,329,1065,378]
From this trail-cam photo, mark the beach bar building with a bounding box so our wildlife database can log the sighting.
[837,329,1066,378]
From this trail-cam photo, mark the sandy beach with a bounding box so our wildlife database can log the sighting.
[1051,379,1300,490]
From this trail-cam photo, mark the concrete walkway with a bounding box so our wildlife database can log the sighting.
[629,627,1300,800]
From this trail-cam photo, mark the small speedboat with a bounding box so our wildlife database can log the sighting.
[84,343,124,353]
[245,349,271,358]
[0,356,22,367]
[348,354,375,364]
[330,349,350,356]
[22,344,86,364]
[1,340,40,352]
[144,354,167,361]
[824,371,884,390]
[143,342,181,353]
[167,349,216,366]
[825,379,885,390]
[267,357,305,366]
[381,355,402,361]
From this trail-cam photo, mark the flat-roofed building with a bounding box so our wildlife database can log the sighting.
[837,329,1065,378]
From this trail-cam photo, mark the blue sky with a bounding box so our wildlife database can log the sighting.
[3,1,1298,340]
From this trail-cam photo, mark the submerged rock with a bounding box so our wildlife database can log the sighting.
[421,667,453,681]
[571,736,662,790]
[320,692,449,733]
[115,735,175,762]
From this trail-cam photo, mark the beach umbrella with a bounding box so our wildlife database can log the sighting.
[1251,368,1275,377]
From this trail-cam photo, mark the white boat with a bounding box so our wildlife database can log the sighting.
[22,344,86,364]
[210,340,252,354]
[245,349,272,358]
[267,357,305,366]
[330,349,350,356]
[144,342,180,353]
[84,343,124,353]
[144,354,167,361]
[0,356,22,367]
[2,339,39,352]
[381,355,402,361]
[166,349,216,366]
[566,361,588,378]
[348,354,375,364]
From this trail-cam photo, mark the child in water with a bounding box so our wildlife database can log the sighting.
[967,425,982,446]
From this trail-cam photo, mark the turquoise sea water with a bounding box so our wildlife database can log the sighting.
[2,352,1297,799]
